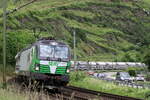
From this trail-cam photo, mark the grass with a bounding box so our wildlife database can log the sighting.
[136,81,150,85]
[0,78,54,100]
[69,71,150,99]
[139,0,150,10]
[0,85,52,100]
[0,64,15,76]
[0,89,26,100]
[66,10,96,19]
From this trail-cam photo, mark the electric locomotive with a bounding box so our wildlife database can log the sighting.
[15,37,71,85]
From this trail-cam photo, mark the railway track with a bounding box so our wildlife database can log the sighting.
[56,86,144,100]
[8,77,144,100]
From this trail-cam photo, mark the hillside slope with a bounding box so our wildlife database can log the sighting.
[0,0,150,63]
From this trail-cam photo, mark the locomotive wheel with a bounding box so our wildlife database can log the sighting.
[61,81,68,86]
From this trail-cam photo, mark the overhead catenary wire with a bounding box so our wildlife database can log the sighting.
[0,0,38,17]
[132,1,150,16]
[1,0,76,17]
[8,0,37,14]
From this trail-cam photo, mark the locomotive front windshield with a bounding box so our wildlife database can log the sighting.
[39,45,69,59]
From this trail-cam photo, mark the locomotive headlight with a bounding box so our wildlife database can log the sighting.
[35,64,40,71]
[35,67,39,71]
[51,42,58,45]
[67,69,70,73]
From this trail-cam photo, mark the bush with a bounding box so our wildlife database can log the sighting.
[125,67,144,77]
[120,52,141,62]
[145,91,150,100]
[5,31,36,64]
[145,73,150,81]
[0,64,15,76]
[70,71,87,82]
[128,69,136,77]
[143,51,150,71]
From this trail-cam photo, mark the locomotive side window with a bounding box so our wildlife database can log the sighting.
[27,53,30,62]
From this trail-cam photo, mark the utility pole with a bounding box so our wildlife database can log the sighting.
[2,0,8,89]
[73,30,77,70]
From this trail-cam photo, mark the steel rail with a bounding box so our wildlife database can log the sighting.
[59,86,144,100]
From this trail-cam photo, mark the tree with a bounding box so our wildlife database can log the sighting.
[0,0,5,8]
[143,51,150,71]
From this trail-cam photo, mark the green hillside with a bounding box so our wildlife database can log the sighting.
[0,0,150,63]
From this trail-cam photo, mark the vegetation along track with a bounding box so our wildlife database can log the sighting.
[8,77,143,100]
[57,86,143,100]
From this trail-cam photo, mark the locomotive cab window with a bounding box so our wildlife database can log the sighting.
[55,46,68,59]
[39,45,54,58]
[39,44,69,60]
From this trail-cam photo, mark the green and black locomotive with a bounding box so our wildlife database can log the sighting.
[15,37,71,85]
